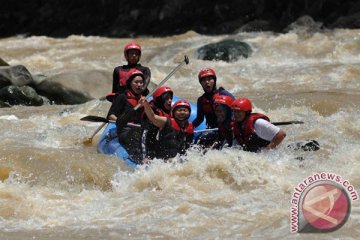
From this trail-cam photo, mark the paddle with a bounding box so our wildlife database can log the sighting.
[82,116,303,127]
[192,120,304,133]
[82,115,319,152]
[82,55,189,145]
[272,120,304,126]
[80,115,140,127]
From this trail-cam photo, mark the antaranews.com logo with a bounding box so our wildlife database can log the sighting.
[290,172,359,233]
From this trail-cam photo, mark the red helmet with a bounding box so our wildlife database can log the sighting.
[213,95,234,108]
[198,68,217,82]
[231,98,252,112]
[172,100,191,115]
[126,69,144,86]
[153,86,173,100]
[124,42,141,60]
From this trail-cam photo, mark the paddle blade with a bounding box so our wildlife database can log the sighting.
[80,115,109,123]
[83,137,94,146]
[82,122,107,146]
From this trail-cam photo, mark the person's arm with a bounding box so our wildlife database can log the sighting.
[142,66,151,90]
[254,119,286,150]
[107,94,125,120]
[139,97,167,129]
[192,97,205,128]
[265,129,286,150]
[112,67,120,93]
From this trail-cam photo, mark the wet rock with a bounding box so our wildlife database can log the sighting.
[284,15,323,33]
[0,65,33,88]
[35,80,93,105]
[197,39,252,62]
[0,85,45,106]
[42,70,111,99]
[0,100,11,108]
[235,20,273,33]
[0,58,9,66]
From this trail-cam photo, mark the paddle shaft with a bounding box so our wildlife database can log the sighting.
[85,122,107,143]
[81,116,140,127]
[82,115,303,129]
[133,55,189,111]
[193,121,304,133]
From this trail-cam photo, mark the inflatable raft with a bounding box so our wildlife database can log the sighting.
[97,96,207,169]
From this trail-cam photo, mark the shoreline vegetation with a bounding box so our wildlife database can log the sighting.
[1,0,359,38]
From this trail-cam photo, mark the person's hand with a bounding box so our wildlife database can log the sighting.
[138,96,147,106]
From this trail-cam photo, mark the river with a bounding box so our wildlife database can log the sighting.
[1,29,360,239]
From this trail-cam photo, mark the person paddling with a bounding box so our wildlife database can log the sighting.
[231,98,286,152]
[141,86,173,160]
[107,42,151,101]
[139,98,194,160]
[192,68,234,147]
[107,69,146,163]
[212,95,235,149]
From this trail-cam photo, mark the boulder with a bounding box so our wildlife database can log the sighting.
[284,15,323,33]
[0,58,9,66]
[197,39,252,62]
[0,85,45,106]
[235,20,273,33]
[41,70,111,99]
[34,80,93,105]
[0,100,11,108]
[0,65,33,88]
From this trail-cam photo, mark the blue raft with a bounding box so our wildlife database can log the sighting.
[97,96,207,169]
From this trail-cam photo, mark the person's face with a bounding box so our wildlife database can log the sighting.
[130,76,144,94]
[233,109,246,122]
[215,105,226,123]
[200,76,215,92]
[173,107,190,121]
[162,93,173,110]
[126,49,141,65]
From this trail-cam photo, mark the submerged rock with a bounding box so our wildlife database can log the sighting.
[197,39,252,62]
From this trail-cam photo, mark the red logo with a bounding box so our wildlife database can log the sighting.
[299,182,350,232]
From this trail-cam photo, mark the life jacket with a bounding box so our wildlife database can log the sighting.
[116,90,143,125]
[117,64,150,87]
[118,67,133,87]
[200,91,220,114]
[125,90,140,107]
[233,113,271,152]
[169,118,194,134]
[157,118,194,159]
